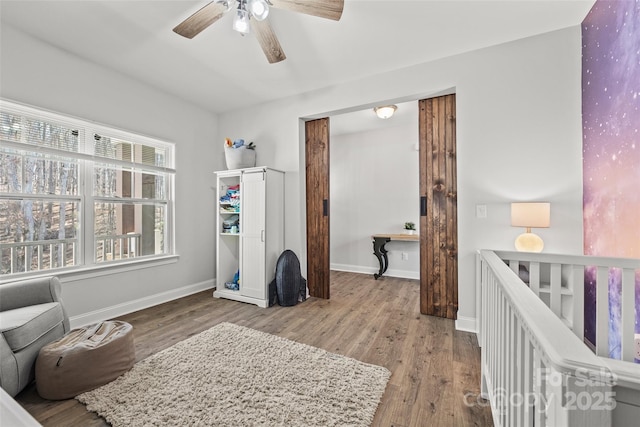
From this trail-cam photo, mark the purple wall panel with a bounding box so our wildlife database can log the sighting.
[582,0,640,360]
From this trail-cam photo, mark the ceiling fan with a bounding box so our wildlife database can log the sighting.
[173,0,344,64]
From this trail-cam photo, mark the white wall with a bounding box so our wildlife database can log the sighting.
[330,121,420,279]
[217,27,585,330]
[0,26,218,324]
[0,24,584,330]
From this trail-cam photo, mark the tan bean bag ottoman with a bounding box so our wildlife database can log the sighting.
[35,321,135,400]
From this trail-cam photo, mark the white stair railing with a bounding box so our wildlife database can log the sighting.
[494,250,640,363]
[478,250,615,427]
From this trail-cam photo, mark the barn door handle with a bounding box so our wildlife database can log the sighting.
[323,199,328,216]
[420,196,427,216]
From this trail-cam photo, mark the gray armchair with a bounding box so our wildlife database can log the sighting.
[0,276,70,397]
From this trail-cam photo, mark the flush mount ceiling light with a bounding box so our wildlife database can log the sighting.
[374,105,397,119]
[173,0,344,64]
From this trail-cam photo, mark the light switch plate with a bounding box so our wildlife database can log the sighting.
[476,204,487,219]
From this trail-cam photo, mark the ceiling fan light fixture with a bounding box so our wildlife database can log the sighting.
[374,105,397,119]
[248,0,269,21]
[232,7,251,35]
[174,0,345,64]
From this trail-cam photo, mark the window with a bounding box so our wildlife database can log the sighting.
[0,100,175,276]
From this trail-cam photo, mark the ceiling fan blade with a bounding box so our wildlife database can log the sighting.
[251,19,287,64]
[173,2,227,39]
[270,0,344,21]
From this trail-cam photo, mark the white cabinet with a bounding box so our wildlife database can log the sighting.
[213,167,284,307]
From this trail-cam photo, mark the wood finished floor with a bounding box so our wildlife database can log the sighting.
[15,271,493,427]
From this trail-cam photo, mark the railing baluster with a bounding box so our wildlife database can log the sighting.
[524,335,533,426]
[515,322,523,426]
[545,365,564,426]
[495,279,500,397]
[498,288,503,392]
[502,292,510,426]
[533,353,544,427]
[571,264,585,340]
[550,263,562,316]
[509,308,517,427]
[492,277,498,406]
[480,262,488,399]
[621,267,635,362]
[477,254,483,345]
[530,262,541,296]
[482,268,489,396]
[596,266,610,357]
[509,259,519,274]
[501,297,508,425]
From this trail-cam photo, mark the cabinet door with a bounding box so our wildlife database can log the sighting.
[240,171,266,300]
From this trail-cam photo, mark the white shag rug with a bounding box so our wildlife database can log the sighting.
[76,322,390,426]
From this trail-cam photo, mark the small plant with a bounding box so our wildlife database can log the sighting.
[404,222,416,230]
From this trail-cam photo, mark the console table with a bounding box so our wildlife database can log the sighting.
[372,233,419,279]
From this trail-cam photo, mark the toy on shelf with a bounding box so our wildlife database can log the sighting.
[224,270,240,291]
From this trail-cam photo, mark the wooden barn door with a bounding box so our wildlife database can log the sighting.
[419,95,458,319]
[305,118,330,299]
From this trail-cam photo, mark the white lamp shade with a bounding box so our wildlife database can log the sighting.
[511,202,550,228]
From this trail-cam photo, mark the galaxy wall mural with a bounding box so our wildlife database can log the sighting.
[582,0,640,361]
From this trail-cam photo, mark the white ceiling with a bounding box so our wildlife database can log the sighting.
[1,0,594,132]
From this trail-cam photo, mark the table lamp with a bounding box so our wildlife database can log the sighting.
[511,202,550,252]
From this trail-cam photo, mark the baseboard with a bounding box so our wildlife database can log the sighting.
[330,263,375,276]
[330,263,419,280]
[455,315,477,333]
[69,279,216,329]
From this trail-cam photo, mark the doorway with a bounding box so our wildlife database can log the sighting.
[304,94,458,319]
